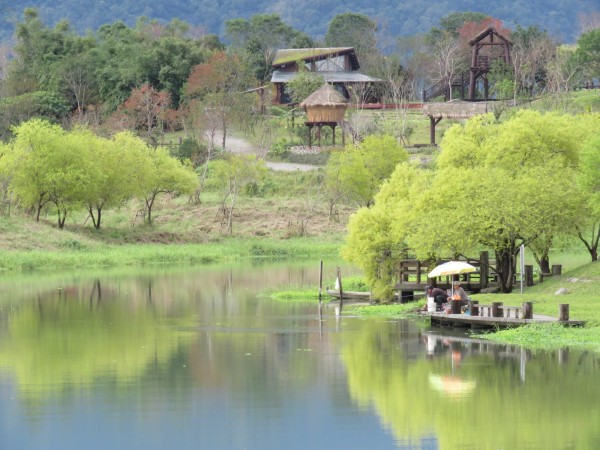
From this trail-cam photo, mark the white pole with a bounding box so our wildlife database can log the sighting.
[520,244,525,294]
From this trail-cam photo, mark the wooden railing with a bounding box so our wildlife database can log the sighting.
[395,251,495,292]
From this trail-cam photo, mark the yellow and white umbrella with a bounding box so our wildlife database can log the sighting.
[428,260,477,278]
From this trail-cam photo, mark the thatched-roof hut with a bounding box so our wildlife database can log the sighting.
[300,84,348,123]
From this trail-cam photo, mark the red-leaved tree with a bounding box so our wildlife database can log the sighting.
[122,83,172,143]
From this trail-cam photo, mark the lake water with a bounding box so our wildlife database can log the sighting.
[0,263,599,450]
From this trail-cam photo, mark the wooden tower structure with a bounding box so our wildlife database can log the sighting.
[422,26,512,102]
[467,26,512,101]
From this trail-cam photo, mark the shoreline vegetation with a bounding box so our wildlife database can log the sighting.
[270,260,600,353]
[3,195,600,353]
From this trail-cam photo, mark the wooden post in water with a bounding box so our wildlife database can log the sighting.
[552,265,562,276]
[318,260,323,303]
[522,302,533,319]
[559,304,569,322]
[524,265,534,286]
[491,302,503,318]
[336,266,344,314]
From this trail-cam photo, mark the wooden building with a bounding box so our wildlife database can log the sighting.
[270,47,381,104]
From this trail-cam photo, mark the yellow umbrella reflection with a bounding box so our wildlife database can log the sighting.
[428,374,476,398]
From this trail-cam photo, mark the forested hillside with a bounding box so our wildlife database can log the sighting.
[0,0,596,44]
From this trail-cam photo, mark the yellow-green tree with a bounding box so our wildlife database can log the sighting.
[578,135,600,261]
[342,163,428,301]
[135,144,199,225]
[80,130,149,228]
[325,134,408,208]
[411,110,587,291]
[1,119,91,227]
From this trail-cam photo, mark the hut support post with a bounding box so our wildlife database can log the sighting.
[429,116,442,145]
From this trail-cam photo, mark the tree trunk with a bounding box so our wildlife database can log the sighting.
[87,207,98,228]
[145,194,156,225]
[538,256,550,274]
[57,207,67,229]
[95,207,102,229]
[495,248,516,293]
[578,229,600,262]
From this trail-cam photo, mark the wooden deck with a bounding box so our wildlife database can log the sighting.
[420,310,585,329]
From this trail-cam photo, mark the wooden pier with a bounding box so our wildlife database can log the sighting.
[422,301,584,329]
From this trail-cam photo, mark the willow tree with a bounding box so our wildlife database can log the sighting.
[325,134,408,208]
[80,131,149,229]
[342,163,428,301]
[409,111,585,291]
[2,119,93,227]
[577,135,600,261]
[136,145,198,225]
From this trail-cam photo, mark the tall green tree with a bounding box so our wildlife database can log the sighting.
[134,145,198,225]
[80,131,146,229]
[342,163,427,301]
[1,119,89,227]
[576,28,600,79]
[326,134,408,207]
[412,111,586,290]
[577,134,600,261]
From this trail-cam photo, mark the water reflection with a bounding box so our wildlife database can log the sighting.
[341,324,600,450]
[0,264,599,450]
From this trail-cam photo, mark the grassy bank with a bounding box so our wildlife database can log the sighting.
[477,259,600,351]
[0,236,343,272]
[0,169,352,272]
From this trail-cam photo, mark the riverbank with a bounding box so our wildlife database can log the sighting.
[0,169,354,271]
[272,258,600,352]
[0,235,343,272]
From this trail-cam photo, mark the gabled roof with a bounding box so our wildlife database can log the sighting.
[468,26,512,46]
[271,70,381,84]
[272,47,360,70]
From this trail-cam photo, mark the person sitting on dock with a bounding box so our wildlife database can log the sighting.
[451,281,470,306]
[425,286,448,311]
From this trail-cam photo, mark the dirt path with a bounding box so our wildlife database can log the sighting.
[221,134,319,172]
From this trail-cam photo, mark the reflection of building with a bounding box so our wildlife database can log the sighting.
[270,47,381,104]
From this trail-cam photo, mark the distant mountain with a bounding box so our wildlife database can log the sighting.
[1,0,596,44]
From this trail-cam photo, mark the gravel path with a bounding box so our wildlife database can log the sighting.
[221,134,319,172]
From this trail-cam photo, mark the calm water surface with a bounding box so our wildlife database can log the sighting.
[0,263,599,450]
